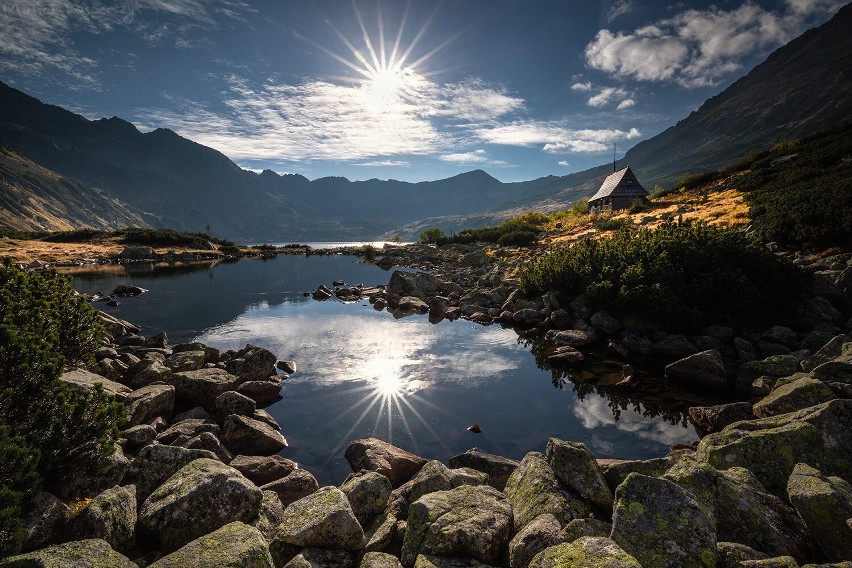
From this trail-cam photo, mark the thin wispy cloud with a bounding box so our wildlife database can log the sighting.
[585,0,847,87]
[587,86,630,108]
[474,121,641,154]
[439,149,508,166]
[570,81,593,92]
[607,0,635,22]
[356,160,411,167]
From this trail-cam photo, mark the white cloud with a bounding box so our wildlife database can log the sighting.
[585,1,846,87]
[426,79,525,122]
[616,98,635,110]
[475,121,641,154]
[439,149,508,166]
[607,0,634,22]
[558,160,570,167]
[570,81,593,92]
[356,160,411,167]
[587,86,628,108]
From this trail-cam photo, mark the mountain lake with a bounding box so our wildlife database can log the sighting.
[64,252,700,485]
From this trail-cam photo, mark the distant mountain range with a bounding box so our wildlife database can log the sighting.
[1,3,849,241]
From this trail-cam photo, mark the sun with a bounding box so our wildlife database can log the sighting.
[363,63,410,111]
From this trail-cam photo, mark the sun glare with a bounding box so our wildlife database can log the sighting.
[363,64,409,111]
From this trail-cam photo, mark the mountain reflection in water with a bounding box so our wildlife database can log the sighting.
[66,255,699,484]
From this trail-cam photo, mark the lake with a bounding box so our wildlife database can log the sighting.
[65,253,698,484]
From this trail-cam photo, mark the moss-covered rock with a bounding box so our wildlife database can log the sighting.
[261,469,319,508]
[753,377,837,418]
[360,552,403,568]
[124,384,175,426]
[411,556,495,568]
[125,443,219,502]
[739,355,801,384]
[139,458,263,552]
[20,492,68,552]
[716,541,770,568]
[663,457,811,559]
[148,522,273,567]
[60,485,137,553]
[545,438,612,511]
[272,486,365,552]
[341,471,393,527]
[665,349,729,392]
[600,456,680,494]
[364,513,397,553]
[0,539,136,567]
[528,537,641,568]
[166,368,240,408]
[251,490,285,543]
[739,557,799,567]
[401,484,512,567]
[786,463,852,561]
[560,518,612,543]
[407,461,489,504]
[283,548,353,567]
[688,402,754,438]
[508,513,563,568]
[220,414,287,456]
[504,452,588,530]
[448,449,519,491]
[611,473,716,568]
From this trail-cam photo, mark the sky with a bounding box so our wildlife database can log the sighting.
[0,0,846,182]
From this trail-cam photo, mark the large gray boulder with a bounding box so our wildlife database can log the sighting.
[251,490,286,543]
[504,452,588,530]
[60,485,137,553]
[214,390,257,421]
[715,542,770,567]
[149,521,273,568]
[528,537,641,568]
[786,462,852,561]
[341,470,393,526]
[180,431,234,463]
[155,418,219,445]
[124,384,175,426]
[166,368,240,408]
[545,438,612,511]
[271,486,365,552]
[600,456,680,493]
[508,513,563,568]
[59,369,131,398]
[401,484,512,567]
[226,345,278,383]
[688,402,754,437]
[230,454,296,486]
[220,414,287,455]
[0,538,136,567]
[664,349,728,392]
[163,350,206,372]
[406,460,489,504]
[127,444,220,503]
[283,548,353,567]
[610,473,716,568]
[664,457,811,559]
[20,492,69,552]
[448,448,519,491]
[345,438,427,487]
[360,551,404,568]
[261,468,319,507]
[139,458,263,552]
[753,376,837,418]
[560,518,612,543]
[387,271,441,300]
[237,381,283,407]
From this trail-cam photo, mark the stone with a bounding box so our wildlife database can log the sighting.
[277,360,297,374]
[739,558,799,567]
[652,334,698,361]
[156,418,219,445]
[164,350,206,372]
[664,349,728,391]
[226,345,278,383]
[387,271,441,300]
[149,521,274,568]
[167,368,240,409]
[545,329,598,348]
[401,484,512,567]
[590,310,622,335]
[397,296,430,313]
[230,454,297,485]
[364,512,397,553]
[504,452,588,530]
[237,381,283,407]
[762,326,799,348]
[341,470,393,526]
[272,486,365,552]
[448,448,519,491]
[560,518,612,543]
[139,458,263,552]
[753,377,837,418]
[252,490,286,543]
[812,359,852,384]
[545,438,612,511]
[220,414,287,455]
[407,460,489,504]
[124,384,175,426]
[122,423,155,446]
[345,438,427,487]
[0,539,136,566]
[786,463,852,561]
[716,542,770,567]
[20,492,69,551]
[173,406,211,422]
[261,468,320,507]
[360,551,404,568]
[284,548,353,568]
[739,355,801,384]
[59,369,131,398]
[801,335,850,372]
[60,485,137,552]
[119,245,154,259]
[214,390,257,421]
[528,537,641,568]
[600,456,678,493]
[610,473,716,568]
[127,360,173,389]
[664,457,811,559]
[412,556,496,568]
[508,513,563,568]
[688,402,754,437]
[252,408,281,430]
[124,443,219,503]
[182,431,234,463]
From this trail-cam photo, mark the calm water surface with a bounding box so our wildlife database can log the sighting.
[66,254,697,484]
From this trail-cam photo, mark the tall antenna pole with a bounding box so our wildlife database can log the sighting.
[613,143,616,172]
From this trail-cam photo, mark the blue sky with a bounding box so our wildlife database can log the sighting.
[0,0,845,182]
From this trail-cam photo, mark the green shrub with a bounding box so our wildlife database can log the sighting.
[593,216,632,232]
[0,424,40,557]
[419,227,446,244]
[519,221,809,332]
[40,229,105,243]
[116,227,235,248]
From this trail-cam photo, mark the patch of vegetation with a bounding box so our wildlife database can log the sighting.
[519,220,809,332]
[592,216,632,232]
[419,227,445,244]
[0,261,125,556]
[40,229,106,243]
[116,227,235,248]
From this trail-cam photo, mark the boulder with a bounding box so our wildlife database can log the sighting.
[58,445,130,501]
[156,418,219,445]
[59,369,131,399]
[753,376,837,418]
[122,424,156,447]
[364,512,397,553]
[237,381,283,407]
[545,438,612,511]
[360,551,404,568]
[388,271,441,300]
[214,390,257,421]
[801,335,850,372]
[164,350,206,372]
[448,448,519,491]
[406,460,489,504]
[812,358,852,384]
[715,542,769,567]
[119,245,154,259]
[60,485,137,552]
[252,490,286,542]
[652,334,698,361]
[664,349,728,391]
[282,548,353,567]
[508,513,563,568]
[277,360,297,374]
[664,457,811,559]
[786,463,852,561]
[504,452,588,530]
[397,296,430,313]
[20,492,69,551]
[411,556,497,568]
[600,456,679,493]
[560,518,612,543]
[688,402,754,437]
[167,368,240,409]
[261,468,320,507]
[528,537,641,568]
[341,470,393,526]
[401,484,512,567]
[545,329,598,348]
[590,310,622,335]
[230,454,297,486]
[345,438,427,487]
[181,432,234,463]
[127,360,173,389]
[220,414,287,455]
[149,521,274,568]
[271,486,365,552]
[124,384,175,426]
[173,406,212,422]
[226,345,278,383]
[610,473,716,568]
[738,355,801,384]
[0,539,136,566]
[139,458,263,552]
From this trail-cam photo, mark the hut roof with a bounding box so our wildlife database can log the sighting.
[589,166,647,201]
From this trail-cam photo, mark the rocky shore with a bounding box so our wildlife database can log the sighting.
[3,243,851,567]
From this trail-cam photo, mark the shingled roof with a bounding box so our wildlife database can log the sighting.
[589,166,647,201]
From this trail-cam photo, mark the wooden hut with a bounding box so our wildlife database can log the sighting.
[589,166,648,213]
